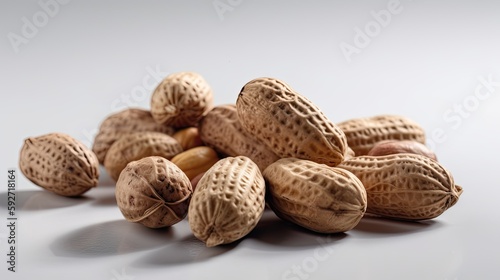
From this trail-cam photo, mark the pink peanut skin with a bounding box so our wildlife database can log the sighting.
[367,140,437,160]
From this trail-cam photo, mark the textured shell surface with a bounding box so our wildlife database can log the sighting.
[92,108,175,163]
[188,156,266,247]
[19,132,99,196]
[115,156,192,228]
[264,158,367,233]
[236,77,347,166]
[198,104,279,171]
[150,72,214,127]
[338,154,463,220]
[104,132,183,181]
[337,115,426,156]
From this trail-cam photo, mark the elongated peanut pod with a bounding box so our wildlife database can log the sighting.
[338,154,462,220]
[236,77,347,166]
[188,156,266,247]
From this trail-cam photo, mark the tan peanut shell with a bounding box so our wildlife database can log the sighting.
[236,77,347,166]
[104,132,183,181]
[338,154,463,220]
[199,104,279,171]
[264,158,367,233]
[150,72,213,128]
[172,127,204,150]
[19,132,99,197]
[188,156,266,247]
[170,146,219,180]
[337,115,426,156]
[92,108,175,163]
[115,156,192,228]
[367,140,437,160]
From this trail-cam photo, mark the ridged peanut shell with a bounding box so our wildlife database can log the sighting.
[367,140,437,160]
[170,146,220,180]
[19,132,99,196]
[264,158,367,233]
[188,156,266,247]
[337,115,426,156]
[92,108,175,163]
[236,77,347,166]
[115,156,192,228]
[104,132,183,181]
[150,72,213,128]
[338,154,463,220]
[199,104,279,171]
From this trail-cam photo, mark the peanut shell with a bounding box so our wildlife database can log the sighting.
[236,77,347,166]
[188,156,266,247]
[150,72,213,128]
[19,132,99,196]
[199,104,279,171]
[338,115,426,156]
[104,132,183,181]
[92,108,175,163]
[264,158,367,233]
[338,154,463,220]
[115,156,192,228]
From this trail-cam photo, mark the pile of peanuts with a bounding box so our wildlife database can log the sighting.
[19,71,462,247]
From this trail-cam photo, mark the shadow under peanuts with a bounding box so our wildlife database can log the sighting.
[246,210,348,250]
[0,190,90,211]
[350,214,442,238]
[50,220,174,258]
[132,235,236,267]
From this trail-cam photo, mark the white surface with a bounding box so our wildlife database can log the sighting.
[1,0,500,279]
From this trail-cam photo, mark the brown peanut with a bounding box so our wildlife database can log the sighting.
[367,140,437,160]
[198,104,279,171]
[104,132,182,181]
[92,108,174,163]
[264,158,367,233]
[172,127,204,150]
[19,132,99,197]
[115,156,192,228]
[170,146,219,181]
[150,72,213,128]
[338,154,463,220]
[188,156,265,247]
[236,77,347,166]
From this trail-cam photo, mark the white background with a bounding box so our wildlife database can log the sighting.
[1,0,500,279]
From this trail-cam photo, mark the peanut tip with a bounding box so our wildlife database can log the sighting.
[205,232,224,247]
